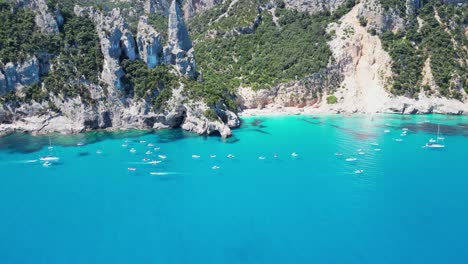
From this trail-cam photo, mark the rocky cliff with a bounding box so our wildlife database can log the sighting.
[14,0,63,34]
[164,0,197,77]
[0,56,40,95]
[1,0,467,138]
[232,0,467,115]
[0,0,238,137]
[137,16,164,68]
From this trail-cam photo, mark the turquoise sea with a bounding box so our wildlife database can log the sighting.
[0,114,467,264]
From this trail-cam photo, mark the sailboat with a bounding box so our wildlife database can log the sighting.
[425,125,445,149]
[47,136,53,150]
[40,135,60,162]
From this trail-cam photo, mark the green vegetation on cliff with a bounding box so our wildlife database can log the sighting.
[121,59,178,110]
[380,1,467,99]
[189,0,354,93]
[0,1,103,104]
[0,1,61,63]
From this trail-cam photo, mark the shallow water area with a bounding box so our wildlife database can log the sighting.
[0,114,467,264]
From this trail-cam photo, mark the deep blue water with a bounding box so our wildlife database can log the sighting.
[0,114,467,264]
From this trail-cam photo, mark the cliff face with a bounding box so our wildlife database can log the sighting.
[183,0,222,19]
[137,16,164,68]
[283,0,348,14]
[0,0,238,137]
[0,57,40,95]
[74,6,137,90]
[165,0,196,77]
[14,0,63,34]
[235,0,467,115]
[145,0,170,15]
[1,0,467,137]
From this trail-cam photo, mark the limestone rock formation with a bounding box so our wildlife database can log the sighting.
[137,16,164,68]
[183,0,222,19]
[0,71,7,95]
[165,0,197,78]
[14,0,62,34]
[406,0,422,16]
[0,57,40,95]
[74,6,137,90]
[357,0,405,33]
[283,0,348,14]
[144,0,170,15]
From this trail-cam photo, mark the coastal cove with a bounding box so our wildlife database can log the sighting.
[1,114,468,263]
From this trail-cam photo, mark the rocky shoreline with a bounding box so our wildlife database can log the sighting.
[2,100,466,138]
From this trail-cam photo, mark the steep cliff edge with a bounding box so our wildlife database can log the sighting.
[1,0,467,138]
[235,0,467,116]
[0,0,238,137]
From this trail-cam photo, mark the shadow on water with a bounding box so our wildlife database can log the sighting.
[250,118,268,128]
[0,129,154,154]
[301,117,323,125]
[156,129,196,143]
[249,129,271,135]
[221,136,240,144]
[329,124,378,140]
[399,122,467,136]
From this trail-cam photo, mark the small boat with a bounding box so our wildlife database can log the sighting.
[139,140,146,143]
[355,169,364,174]
[154,147,160,150]
[147,160,162,164]
[402,128,408,131]
[425,143,445,149]
[334,152,343,156]
[143,158,150,162]
[400,133,407,137]
[370,143,379,146]
[147,143,154,147]
[346,157,357,162]
[96,150,102,154]
[258,156,266,160]
[212,165,220,170]
[76,142,84,146]
[358,152,365,155]
[395,138,403,142]
[42,161,52,167]
[149,172,161,175]
[384,129,390,133]
[145,151,152,155]
[291,152,299,157]
[227,154,235,159]
[374,148,381,151]
[425,124,445,149]
[158,155,167,159]
[273,153,278,158]
[129,148,136,153]
[40,155,59,161]
[210,154,217,158]
[122,144,128,147]
[128,167,137,171]
[192,155,201,159]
